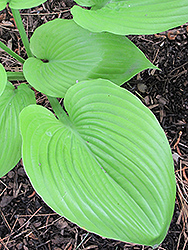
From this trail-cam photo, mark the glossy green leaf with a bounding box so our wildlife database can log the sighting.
[0,63,7,96]
[72,0,188,35]
[0,0,47,10]
[20,79,176,247]
[23,19,156,98]
[0,82,35,177]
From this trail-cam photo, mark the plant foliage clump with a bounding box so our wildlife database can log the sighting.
[0,0,188,248]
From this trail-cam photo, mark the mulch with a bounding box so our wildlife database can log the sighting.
[0,1,188,249]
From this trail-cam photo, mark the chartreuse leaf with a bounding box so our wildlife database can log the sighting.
[23,19,156,98]
[0,0,6,11]
[20,79,175,247]
[0,63,7,96]
[72,0,188,35]
[0,82,35,177]
[0,0,47,11]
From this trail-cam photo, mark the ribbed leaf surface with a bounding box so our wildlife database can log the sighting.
[72,0,188,35]
[0,0,47,10]
[0,82,35,177]
[23,19,156,98]
[0,63,7,96]
[0,0,7,11]
[20,79,176,247]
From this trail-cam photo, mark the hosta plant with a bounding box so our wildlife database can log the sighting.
[0,0,187,248]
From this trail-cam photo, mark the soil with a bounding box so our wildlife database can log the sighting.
[0,1,188,249]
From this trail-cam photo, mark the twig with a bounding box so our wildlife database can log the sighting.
[16,206,43,232]
[20,10,70,16]
[76,233,89,249]
[0,209,11,231]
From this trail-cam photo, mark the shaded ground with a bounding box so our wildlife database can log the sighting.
[0,1,188,249]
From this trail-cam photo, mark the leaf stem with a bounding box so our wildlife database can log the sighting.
[7,72,26,81]
[47,96,70,124]
[0,40,25,64]
[11,9,33,58]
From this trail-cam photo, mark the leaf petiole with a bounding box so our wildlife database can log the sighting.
[11,9,33,58]
[47,96,70,125]
[7,71,26,81]
[0,40,25,64]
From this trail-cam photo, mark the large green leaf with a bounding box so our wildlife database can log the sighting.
[0,63,7,96]
[0,82,35,177]
[0,0,47,10]
[20,79,176,247]
[72,0,188,35]
[23,19,156,98]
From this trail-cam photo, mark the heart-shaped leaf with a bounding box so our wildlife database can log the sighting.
[20,79,175,247]
[0,0,47,11]
[0,82,35,177]
[23,19,156,98]
[72,0,188,35]
[0,63,7,96]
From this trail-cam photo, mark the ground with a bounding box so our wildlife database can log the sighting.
[0,1,188,249]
